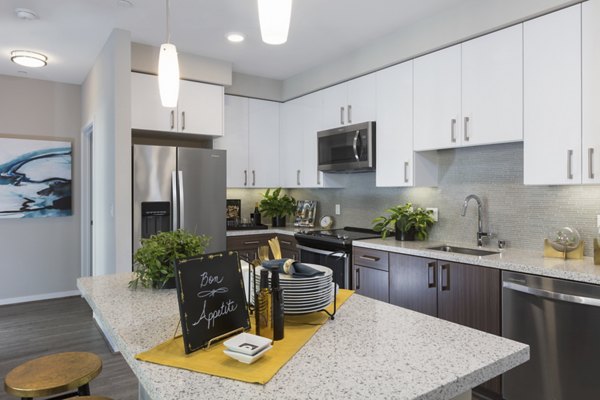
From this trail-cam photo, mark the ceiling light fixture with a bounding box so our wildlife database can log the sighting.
[10,50,47,68]
[257,0,292,45]
[227,33,245,43]
[158,0,180,108]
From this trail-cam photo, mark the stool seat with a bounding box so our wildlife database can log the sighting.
[4,352,102,398]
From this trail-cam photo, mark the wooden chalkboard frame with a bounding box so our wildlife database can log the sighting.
[175,251,251,354]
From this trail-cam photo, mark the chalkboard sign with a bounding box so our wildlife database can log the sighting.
[175,251,250,354]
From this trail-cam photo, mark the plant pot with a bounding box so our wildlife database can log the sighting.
[395,227,416,241]
[272,216,286,227]
[152,276,176,289]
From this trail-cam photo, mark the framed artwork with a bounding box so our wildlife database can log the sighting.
[0,135,72,219]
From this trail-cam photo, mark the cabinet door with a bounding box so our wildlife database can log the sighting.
[414,44,462,151]
[352,265,389,303]
[582,0,600,185]
[320,83,348,129]
[524,5,582,185]
[214,96,249,188]
[178,80,224,136]
[462,25,523,146]
[131,72,176,132]
[248,99,279,188]
[376,61,414,187]
[279,99,304,187]
[389,254,437,317]
[346,73,376,125]
[300,92,324,187]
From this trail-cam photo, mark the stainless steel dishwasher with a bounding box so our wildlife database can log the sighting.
[502,271,600,399]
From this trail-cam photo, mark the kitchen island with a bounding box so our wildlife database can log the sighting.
[77,273,528,400]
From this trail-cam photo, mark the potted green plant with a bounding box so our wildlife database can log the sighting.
[258,187,297,227]
[129,229,210,289]
[372,202,435,241]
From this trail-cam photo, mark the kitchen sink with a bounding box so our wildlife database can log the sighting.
[427,245,500,256]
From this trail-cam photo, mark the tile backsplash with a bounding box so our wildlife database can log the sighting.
[228,142,600,256]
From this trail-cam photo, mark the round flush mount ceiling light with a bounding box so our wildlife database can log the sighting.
[14,8,39,20]
[227,33,245,43]
[10,50,48,68]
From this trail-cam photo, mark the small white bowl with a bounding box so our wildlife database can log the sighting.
[223,332,272,356]
[224,345,272,364]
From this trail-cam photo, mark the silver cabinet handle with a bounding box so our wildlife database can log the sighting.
[464,117,470,141]
[171,171,178,230]
[170,110,175,130]
[503,281,600,307]
[451,119,457,143]
[297,169,301,186]
[244,170,247,186]
[317,168,321,185]
[567,149,573,180]
[355,267,361,290]
[243,240,260,245]
[340,106,345,125]
[589,148,595,179]
[352,131,360,161]
[360,255,380,262]
[404,161,409,183]
[181,111,186,130]
[178,171,184,230]
[252,170,256,186]
[347,104,352,124]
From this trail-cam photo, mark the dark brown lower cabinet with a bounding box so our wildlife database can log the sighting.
[352,264,389,302]
[389,254,501,398]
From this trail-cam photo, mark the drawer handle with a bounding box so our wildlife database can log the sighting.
[280,240,292,246]
[427,262,436,288]
[243,241,260,245]
[360,255,380,262]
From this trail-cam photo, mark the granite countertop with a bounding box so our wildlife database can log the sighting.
[226,226,301,237]
[354,238,600,285]
[77,273,528,400]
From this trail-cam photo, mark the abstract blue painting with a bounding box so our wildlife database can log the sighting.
[0,136,72,218]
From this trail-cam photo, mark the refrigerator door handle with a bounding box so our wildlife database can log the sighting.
[178,170,185,230]
[171,171,178,231]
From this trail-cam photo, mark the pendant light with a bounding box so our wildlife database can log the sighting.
[258,0,292,45]
[158,0,180,108]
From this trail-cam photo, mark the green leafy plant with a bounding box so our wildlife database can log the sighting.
[372,202,435,240]
[258,188,297,218]
[129,229,210,289]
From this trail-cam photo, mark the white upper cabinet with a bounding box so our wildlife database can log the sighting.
[131,72,224,136]
[524,5,581,185]
[248,99,280,188]
[215,96,249,187]
[215,96,279,188]
[414,45,462,151]
[582,0,600,185]
[462,24,523,146]
[319,73,376,130]
[279,98,304,187]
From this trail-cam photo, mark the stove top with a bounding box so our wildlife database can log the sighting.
[295,226,380,251]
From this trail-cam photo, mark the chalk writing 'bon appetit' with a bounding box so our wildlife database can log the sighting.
[192,272,238,329]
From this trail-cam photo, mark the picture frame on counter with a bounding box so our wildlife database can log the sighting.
[294,200,317,227]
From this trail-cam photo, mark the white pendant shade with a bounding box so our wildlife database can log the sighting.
[258,0,292,45]
[158,43,180,108]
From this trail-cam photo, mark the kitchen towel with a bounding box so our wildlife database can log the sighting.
[261,258,326,277]
[135,289,353,385]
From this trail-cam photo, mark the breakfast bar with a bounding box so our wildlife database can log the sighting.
[77,273,528,400]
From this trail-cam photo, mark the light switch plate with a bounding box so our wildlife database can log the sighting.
[426,208,439,222]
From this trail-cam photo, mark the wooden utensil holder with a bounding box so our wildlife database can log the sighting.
[543,239,584,260]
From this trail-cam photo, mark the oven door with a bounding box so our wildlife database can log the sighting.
[297,245,349,289]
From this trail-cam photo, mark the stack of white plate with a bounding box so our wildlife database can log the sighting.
[253,263,335,314]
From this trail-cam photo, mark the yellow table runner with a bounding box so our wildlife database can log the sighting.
[136,289,353,384]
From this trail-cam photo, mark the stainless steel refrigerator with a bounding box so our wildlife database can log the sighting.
[133,144,226,254]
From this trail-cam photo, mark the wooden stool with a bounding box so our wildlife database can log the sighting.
[4,352,102,400]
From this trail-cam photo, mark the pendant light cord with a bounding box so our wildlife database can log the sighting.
[166,0,171,44]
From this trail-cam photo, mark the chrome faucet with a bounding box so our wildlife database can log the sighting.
[461,194,490,247]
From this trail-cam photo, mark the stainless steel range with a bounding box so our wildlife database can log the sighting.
[294,227,380,289]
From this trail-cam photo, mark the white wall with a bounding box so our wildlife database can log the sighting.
[0,75,82,304]
[283,0,579,99]
[82,29,132,276]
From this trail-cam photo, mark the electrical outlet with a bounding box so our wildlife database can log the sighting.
[335,204,341,215]
[426,208,439,222]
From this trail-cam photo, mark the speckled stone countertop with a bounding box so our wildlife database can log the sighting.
[354,238,600,285]
[77,273,528,400]
[226,226,300,237]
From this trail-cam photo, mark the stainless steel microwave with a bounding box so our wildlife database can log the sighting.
[317,121,376,172]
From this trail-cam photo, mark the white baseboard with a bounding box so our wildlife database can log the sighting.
[0,289,81,306]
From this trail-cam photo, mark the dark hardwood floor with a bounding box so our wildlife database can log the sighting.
[0,296,138,400]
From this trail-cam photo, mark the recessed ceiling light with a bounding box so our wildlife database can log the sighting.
[14,8,39,20]
[227,33,245,43]
[117,0,134,8]
[10,50,47,68]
